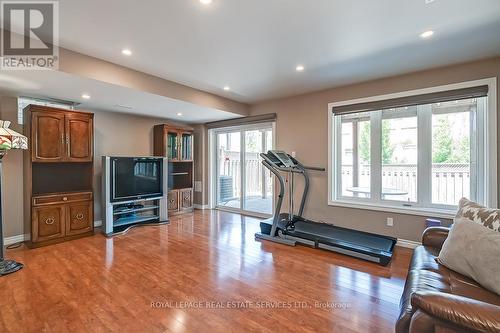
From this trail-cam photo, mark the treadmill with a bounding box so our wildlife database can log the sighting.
[255,150,397,266]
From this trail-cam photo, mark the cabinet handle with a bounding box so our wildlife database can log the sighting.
[184,197,189,200]
[62,197,68,201]
[169,199,175,203]
[45,217,55,225]
[76,213,84,220]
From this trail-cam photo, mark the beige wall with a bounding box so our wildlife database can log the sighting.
[0,96,179,238]
[246,56,500,242]
[0,96,25,238]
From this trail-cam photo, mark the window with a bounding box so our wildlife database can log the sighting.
[17,97,74,125]
[329,80,497,216]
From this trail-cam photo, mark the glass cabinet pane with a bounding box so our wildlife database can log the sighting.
[167,131,178,160]
[181,133,193,160]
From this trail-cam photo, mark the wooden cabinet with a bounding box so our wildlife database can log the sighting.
[31,109,93,162]
[167,189,193,214]
[24,105,95,248]
[154,124,194,215]
[154,125,194,162]
[31,192,93,245]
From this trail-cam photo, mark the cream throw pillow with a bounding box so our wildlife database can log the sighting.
[437,217,500,296]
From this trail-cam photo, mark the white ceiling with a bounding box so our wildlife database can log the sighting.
[42,0,500,103]
[0,70,238,123]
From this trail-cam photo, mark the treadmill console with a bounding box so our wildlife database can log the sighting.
[268,150,296,168]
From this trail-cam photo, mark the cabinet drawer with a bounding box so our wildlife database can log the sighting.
[33,192,93,206]
[32,205,66,242]
[168,190,179,211]
[180,189,193,209]
[66,201,93,236]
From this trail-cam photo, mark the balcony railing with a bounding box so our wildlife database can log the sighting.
[217,151,272,201]
[341,163,470,205]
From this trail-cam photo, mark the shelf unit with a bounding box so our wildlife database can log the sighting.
[154,123,194,215]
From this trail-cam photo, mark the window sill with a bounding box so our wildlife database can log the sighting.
[328,200,456,219]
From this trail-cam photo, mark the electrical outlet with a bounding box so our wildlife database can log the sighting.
[291,151,296,158]
[386,217,394,227]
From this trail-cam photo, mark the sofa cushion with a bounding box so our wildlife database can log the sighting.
[456,197,500,232]
[437,217,500,295]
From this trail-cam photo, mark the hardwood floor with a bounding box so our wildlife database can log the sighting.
[0,210,412,333]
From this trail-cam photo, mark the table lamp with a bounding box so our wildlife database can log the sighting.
[0,120,28,276]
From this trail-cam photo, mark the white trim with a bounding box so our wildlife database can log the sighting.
[194,204,210,210]
[3,234,30,246]
[328,77,498,214]
[396,239,421,249]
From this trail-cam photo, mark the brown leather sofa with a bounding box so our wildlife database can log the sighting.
[396,227,500,333]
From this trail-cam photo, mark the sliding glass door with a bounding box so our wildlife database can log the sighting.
[214,124,274,216]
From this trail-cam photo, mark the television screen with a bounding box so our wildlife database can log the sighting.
[111,157,163,202]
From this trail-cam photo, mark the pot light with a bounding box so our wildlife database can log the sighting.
[223,86,230,91]
[81,94,90,100]
[420,30,434,39]
[121,49,132,56]
[199,0,212,4]
[295,65,304,72]
[177,112,183,116]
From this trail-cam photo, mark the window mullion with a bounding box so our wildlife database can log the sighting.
[418,105,432,207]
[370,111,382,202]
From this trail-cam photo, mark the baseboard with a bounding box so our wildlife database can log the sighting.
[94,220,102,227]
[193,204,210,210]
[397,238,421,249]
[4,234,30,246]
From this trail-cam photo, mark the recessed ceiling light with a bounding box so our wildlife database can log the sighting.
[223,86,230,91]
[199,0,212,4]
[121,49,132,56]
[81,94,90,99]
[420,30,434,39]
[296,65,305,72]
[177,112,183,116]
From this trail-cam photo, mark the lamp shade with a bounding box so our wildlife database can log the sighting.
[0,120,27,151]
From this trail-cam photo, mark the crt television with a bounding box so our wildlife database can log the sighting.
[110,157,163,202]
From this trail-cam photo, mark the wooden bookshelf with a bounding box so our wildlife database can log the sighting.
[153,123,194,215]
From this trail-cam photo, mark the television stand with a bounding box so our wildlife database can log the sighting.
[104,197,168,236]
[101,156,169,236]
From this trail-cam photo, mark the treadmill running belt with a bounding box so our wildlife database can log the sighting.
[291,221,394,253]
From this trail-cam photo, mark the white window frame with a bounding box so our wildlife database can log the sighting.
[328,78,497,218]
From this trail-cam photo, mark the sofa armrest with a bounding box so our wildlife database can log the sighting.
[421,226,449,249]
[411,291,500,333]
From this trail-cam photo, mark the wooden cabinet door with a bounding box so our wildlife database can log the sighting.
[65,114,93,162]
[168,190,179,212]
[66,201,93,236]
[180,189,193,209]
[32,204,66,242]
[31,112,65,162]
